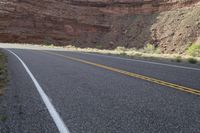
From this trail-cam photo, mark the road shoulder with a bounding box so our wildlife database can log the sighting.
[0,49,58,133]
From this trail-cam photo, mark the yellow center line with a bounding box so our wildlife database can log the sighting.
[43,51,200,96]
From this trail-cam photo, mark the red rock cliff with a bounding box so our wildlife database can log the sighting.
[0,0,200,53]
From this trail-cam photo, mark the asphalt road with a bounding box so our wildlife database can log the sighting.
[1,44,200,133]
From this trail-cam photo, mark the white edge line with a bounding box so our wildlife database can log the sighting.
[6,49,70,133]
[79,52,200,71]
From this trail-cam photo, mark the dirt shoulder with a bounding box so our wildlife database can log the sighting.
[0,50,7,96]
[0,49,8,130]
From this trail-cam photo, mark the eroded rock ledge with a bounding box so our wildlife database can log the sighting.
[0,0,200,53]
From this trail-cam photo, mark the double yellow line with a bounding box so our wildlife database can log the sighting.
[43,51,200,96]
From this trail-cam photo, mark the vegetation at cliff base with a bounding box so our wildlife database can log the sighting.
[187,44,200,57]
[188,58,198,64]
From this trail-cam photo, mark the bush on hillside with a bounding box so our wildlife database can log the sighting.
[187,44,200,57]
[143,43,161,54]
[188,58,197,64]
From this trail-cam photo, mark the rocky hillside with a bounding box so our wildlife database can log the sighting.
[0,0,200,53]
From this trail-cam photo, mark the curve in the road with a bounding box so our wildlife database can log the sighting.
[43,51,200,96]
[6,49,70,133]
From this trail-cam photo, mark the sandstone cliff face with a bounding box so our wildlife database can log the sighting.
[0,0,200,53]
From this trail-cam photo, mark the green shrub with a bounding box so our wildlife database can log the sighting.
[144,43,155,53]
[155,47,161,54]
[175,56,182,62]
[119,52,127,56]
[188,58,197,64]
[143,43,160,54]
[187,44,200,57]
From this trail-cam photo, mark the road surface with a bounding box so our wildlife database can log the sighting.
[0,44,200,133]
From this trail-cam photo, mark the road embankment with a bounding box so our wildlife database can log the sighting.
[0,50,7,95]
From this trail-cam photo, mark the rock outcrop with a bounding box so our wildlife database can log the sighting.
[0,0,200,53]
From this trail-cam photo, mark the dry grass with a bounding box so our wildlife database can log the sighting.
[59,45,200,64]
